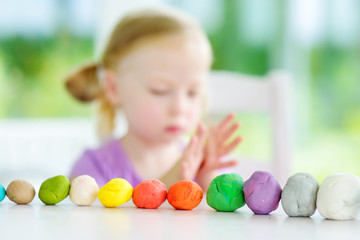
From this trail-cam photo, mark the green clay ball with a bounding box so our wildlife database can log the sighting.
[39,175,70,205]
[206,173,245,212]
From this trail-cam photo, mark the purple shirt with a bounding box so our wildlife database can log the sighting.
[70,139,143,187]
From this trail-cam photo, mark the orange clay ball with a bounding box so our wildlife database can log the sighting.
[132,179,167,209]
[167,180,203,210]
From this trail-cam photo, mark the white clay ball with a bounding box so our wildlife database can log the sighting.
[317,173,360,220]
[70,175,99,206]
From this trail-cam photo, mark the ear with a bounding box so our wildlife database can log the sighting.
[103,70,122,107]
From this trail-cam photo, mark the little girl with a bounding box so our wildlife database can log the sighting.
[65,7,241,191]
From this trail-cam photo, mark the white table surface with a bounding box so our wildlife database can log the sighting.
[1,196,360,240]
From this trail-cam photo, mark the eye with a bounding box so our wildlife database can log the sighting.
[149,88,169,96]
[188,89,199,98]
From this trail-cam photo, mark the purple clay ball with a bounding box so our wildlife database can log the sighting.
[243,171,282,215]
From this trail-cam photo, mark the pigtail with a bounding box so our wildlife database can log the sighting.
[96,95,116,141]
[64,62,116,141]
[64,62,101,102]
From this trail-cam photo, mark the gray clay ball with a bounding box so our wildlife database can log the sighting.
[281,173,319,217]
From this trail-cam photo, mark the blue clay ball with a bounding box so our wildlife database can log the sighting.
[0,184,5,202]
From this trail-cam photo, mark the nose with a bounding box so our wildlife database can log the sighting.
[169,91,189,116]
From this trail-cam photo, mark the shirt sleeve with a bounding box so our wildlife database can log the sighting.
[69,150,108,187]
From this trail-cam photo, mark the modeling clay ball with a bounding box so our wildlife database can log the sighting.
[317,173,360,220]
[98,178,133,208]
[167,180,203,210]
[281,173,319,217]
[0,184,5,202]
[206,173,245,212]
[132,179,167,209]
[243,171,282,215]
[39,175,70,205]
[69,175,99,206]
[6,180,35,204]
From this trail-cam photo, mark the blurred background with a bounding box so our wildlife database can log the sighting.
[0,0,360,185]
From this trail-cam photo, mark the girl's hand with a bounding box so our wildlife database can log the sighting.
[180,114,242,187]
[180,123,207,180]
[197,114,242,180]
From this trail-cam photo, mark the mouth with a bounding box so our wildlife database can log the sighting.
[165,126,183,134]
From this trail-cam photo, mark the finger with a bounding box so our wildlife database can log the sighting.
[181,136,200,179]
[196,122,207,138]
[191,125,203,154]
[195,123,207,157]
[189,134,205,169]
[216,159,238,169]
[205,127,218,165]
[181,161,190,179]
[218,122,241,146]
[183,136,198,161]
[217,113,236,132]
[192,138,204,170]
[220,136,243,156]
[196,123,207,146]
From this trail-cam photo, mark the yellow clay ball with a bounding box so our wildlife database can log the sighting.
[98,178,133,208]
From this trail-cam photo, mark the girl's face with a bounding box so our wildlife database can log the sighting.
[113,32,211,144]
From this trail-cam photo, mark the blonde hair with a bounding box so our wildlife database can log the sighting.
[64,7,212,140]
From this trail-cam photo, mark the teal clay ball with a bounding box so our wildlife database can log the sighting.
[206,173,245,211]
[39,175,70,205]
[0,184,5,202]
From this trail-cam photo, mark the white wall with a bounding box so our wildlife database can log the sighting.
[0,118,97,188]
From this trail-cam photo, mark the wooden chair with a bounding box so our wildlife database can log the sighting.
[206,70,293,186]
